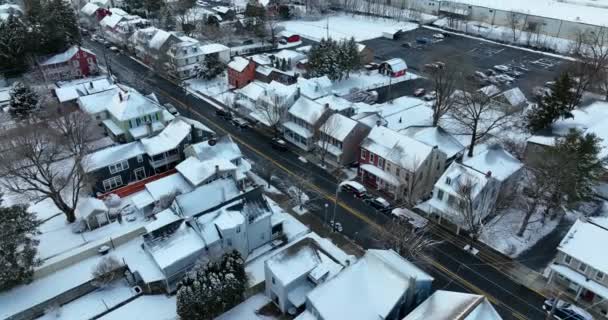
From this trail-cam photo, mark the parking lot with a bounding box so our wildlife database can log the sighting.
[364,28,567,99]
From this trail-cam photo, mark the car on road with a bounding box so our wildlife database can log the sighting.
[329,220,343,232]
[493,65,510,72]
[423,91,437,101]
[231,117,250,129]
[165,103,179,116]
[365,197,391,212]
[542,299,593,320]
[340,181,367,198]
[270,138,288,151]
[415,37,431,44]
[432,33,445,39]
[215,108,232,120]
[110,46,119,52]
[506,70,524,78]
[413,88,426,97]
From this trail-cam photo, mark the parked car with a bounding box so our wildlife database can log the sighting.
[242,39,254,45]
[279,39,288,45]
[215,108,232,120]
[542,299,593,320]
[506,70,524,78]
[495,74,515,83]
[493,64,510,72]
[414,88,426,97]
[485,69,497,76]
[270,138,288,151]
[110,46,119,52]
[401,42,413,48]
[365,197,391,212]
[474,71,488,80]
[231,117,250,129]
[364,62,380,70]
[432,33,445,39]
[340,181,367,198]
[165,103,179,116]
[423,91,437,101]
[415,37,431,44]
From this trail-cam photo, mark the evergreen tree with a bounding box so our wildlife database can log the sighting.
[176,251,248,320]
[160,6,175,30]
[307,38,341,80]
[29,0,81,54]
[343,37,361,79]
[0,15,30,75]
[278,5,290,19]
[9,82,38,120]
[0,201,40,291]
[194,54,226,80]
[526,72,578,132]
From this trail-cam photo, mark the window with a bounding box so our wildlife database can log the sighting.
[73,60,80,67]
[370,153,375,163]
[227,238,232,246]
[236,226,241,233]
[361,149,367,160]
[564,254,572,265]
[386,163,391,171]
[137,155,143,163]
[579,263,588,273]
[437,189,444,200]
[596,271,604,281]
[378,157,385,168]
[102,176,123,191]
[108,160,129,174]
[446,177,452,185]
[272,277,275,284]
[395,168,400,176]
[87,57,93,64]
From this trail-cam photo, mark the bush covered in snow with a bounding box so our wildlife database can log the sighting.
[176,251,248,320]
[91,255,122,288]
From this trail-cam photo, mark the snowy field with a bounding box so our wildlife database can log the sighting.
[332,70,419,95]
[278,14,418,41]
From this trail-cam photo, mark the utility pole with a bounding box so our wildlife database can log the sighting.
[326,17,329,39]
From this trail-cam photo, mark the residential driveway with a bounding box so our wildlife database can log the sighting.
[363,28,567,99]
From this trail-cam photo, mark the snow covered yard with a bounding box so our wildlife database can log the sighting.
[331,70,418,96]
[98,294,177,320]
[279,14,418,42]
[215,293,275,320]
[480,208,560,258]
[185,72,231,98]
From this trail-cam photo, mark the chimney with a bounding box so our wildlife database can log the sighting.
[486,171,492,177]
[376,119,382,127]
[146,122,153,135]
[325,103,329,109]
[89,81,94,89]
[118,92,123,102]
[399,117,402,123]
[215,164,220,174]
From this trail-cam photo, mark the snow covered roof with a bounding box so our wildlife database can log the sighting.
[298,76,332,100]
[145,208,181,233]
[307,249,432,320]
[146,222,206,270]
[402,126,464,159]
[106,88,162,121]
[212,5,231,14]
[315,95,355,113]
[100,13,124,28]
[200,43,229,54]
[80,3,100,16]
[213,209,245,231]
[288,97,327,125]
[357,96,432,131]
[495,87,527,106]
[526,135,556,147]
[76,197,108,218]
[149,30,173,50]
[462,146,522,181]
[145,173,193,202]
[273,49,306,63]
[321,113,358,142]
[433,161,490,201]
[174,178,240,216]
[382,58,407,72]
[362,126,434,172]
[404,290,502,320]
[478,84,501,97]
[228,56,252,72]
[109,7,128,16]
[41,46,95,65]
[141,118,192,156]
[186,135,242,163]
[84,141,145,172]
[559,219,608,275]
[178,116,213,134]
[56,79,115,103]
[0,87,10,105]
[176,156,237,187]
[553,100,608,159]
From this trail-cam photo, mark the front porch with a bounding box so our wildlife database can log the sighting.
[549,264,608,317]
[357,164,401,201]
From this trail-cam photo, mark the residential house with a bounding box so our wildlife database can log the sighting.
[314,95,361,117]
[200,43,230,63]
[265,237,346,314]
[548,218,608,316]
[255,65,298,85]
[211,6,235,20]
[272,50,306,69]
[297,76,332,100]
[77,86,121,120]
[298,249,434,320]
[166,36,204,79]
[424,146,523,227]
[315,113,370,167]
[234,80,299,127]
[379,58,407,77]
[102,88,167,142]
[402,126,465,169]
[79,3,101,29]
[39,46,98,81]
[54,76,115,104]
[282,97,331,151]
[228,56,256,89]
[403,290,502,320]
[0,86,10,108]
[359,125,446,202]
[129,27,160,65]
[100,11,149,46]
[143,186,276,292]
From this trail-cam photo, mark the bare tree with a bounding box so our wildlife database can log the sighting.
[429,65,460,126]
[0,111,93,223]
[514,168,547,237]
[506,11,525,43]
[91,255,123,288]
[569,28,608,103]
[379,218,441,260]
[254,95,284,137]
[285,172,321,211]
[316,114,340,167]
[451,90,515,157]
[453,178,484,241]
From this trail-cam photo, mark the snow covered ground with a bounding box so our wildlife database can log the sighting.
[279,14,418,42]
[215,293,274,320]
[480,208,560,258]
[185,72,231,98]
[331,70,418,96]
[98,294,177,320]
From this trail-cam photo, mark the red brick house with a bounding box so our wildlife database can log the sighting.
[228,57,256,89]
[40,46,99,81]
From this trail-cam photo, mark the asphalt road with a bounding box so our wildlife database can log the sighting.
[85,38,548,320]
[364,27,567,100]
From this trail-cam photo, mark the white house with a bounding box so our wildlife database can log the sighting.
[282,97,331,151]
[424,146,523,227]
[297,76,332,100]
[548,218,608,316]
[403,290,502,320]
[235,80,300,127]
[299,249,434,320]
[358,125,446,202]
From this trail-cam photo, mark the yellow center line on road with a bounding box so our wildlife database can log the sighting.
[153,87,532,319]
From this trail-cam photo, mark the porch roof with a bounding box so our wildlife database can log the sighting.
[551,264,608,299]
[360,164,400,186]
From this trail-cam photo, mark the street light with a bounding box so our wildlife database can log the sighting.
[332,183,341,232]
[324,203,329,226]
